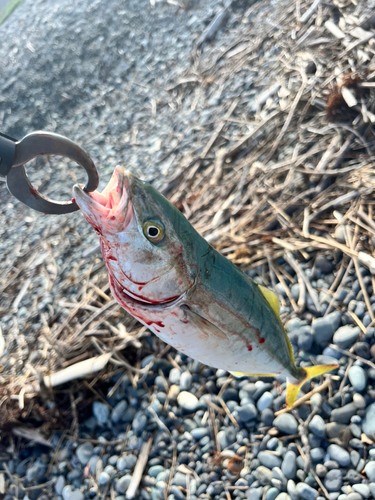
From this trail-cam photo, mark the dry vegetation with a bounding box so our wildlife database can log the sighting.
[1,0,375,429]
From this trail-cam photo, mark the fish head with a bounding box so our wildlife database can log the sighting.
[73,166,197,304]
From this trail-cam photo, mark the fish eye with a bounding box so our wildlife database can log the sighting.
[143,219,165,243]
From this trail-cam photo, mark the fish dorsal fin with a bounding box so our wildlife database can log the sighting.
[258,284,280,318]
[181,305,228,340]
[257,284,295,364]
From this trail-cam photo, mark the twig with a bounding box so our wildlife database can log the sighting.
[126,438,153,499]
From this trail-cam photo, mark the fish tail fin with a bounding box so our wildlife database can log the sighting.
[286,364,338,408]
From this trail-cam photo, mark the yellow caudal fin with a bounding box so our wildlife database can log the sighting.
[286,364,338,408]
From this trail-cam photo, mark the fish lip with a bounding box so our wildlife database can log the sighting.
[73,166,133,227]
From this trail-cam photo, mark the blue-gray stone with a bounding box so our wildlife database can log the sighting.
[291,284,300,300]
[348,366,367,392]
[254,465,273,485]
[247,488,261,500]
[132,411,147,434]
[296,482,318,500]
[281,450,296,479]
[62,486,84,500]
[93,401,110,424]
[312,312,341,345]
[237,403,258,422]
[172,472,187,488]
[76,442,94,465]
[322,347,342,359]
[190,427,209,440]
[310,448,325,462]
[331,403,357,424]
[99,471,111,486]
[111,400,128,424]
[309,415,325,438]
[273,414,298,435]
[171,485,186,500]
[364,404,375,438]
[324,469,342,492]
[266,487,280,500]
[352,484,370,498]
[258,451,282,469]
[327,445,350,467]
[148,465,165,478]
[257,391,273,412]
[55,475,66,494]
[116,475,132,494]
[298,327,313,351]
[333,326,360,349]
[88,455,99,474]
[180,371,193,391]
[365,461,375,482]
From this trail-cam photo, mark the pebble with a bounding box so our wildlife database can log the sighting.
[76,442,94,465]
[273,414,298,434]
[266,487,280,500]
[132,411,147,434]
[296,482,318,500]
[257,391,273,412]
[308,415,325,438]
[282,450,297,480]
[348,366,367,392]
[93,401,110,424]
[365,461,375,482]
[111,400,128,423]
[169,368,181,384]
[352,484,371,498]
[62,486,84,500]
[255,465,273,485]
[190,427,209,440]
[248,488,262,500]
[99,471,111,485]
[330,403,357,424]
[180,371,193,390]
[177,391,198,412]
[312,312,341,345]
[116,475,132,494]
[362,403,375,438]
[237,403,258,422]
[55,475,66,495]
[148,465,165,478]
[258,451,282,469]
[333,326,360,349]
[324,470,342,492]
[327,445,350,467]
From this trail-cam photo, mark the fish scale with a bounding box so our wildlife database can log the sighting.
[73,166,338,408]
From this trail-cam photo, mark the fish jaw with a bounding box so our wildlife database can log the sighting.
[72,166,134,235]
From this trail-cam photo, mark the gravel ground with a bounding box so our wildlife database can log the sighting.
[1,1,375,500]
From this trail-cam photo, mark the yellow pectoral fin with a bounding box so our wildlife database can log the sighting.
[258,284,295,365]
[258,284,281,317]
[286,364,338,408]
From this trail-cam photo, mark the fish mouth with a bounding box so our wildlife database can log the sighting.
[73,166,133,229]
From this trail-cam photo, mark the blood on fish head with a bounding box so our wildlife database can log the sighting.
[73,166,196,304]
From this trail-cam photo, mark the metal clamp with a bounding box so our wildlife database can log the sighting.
[1,131,99,214]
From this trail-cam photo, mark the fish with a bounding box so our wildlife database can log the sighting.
[73,166,338,408]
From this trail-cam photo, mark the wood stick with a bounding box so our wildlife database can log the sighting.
[126,437,153,499]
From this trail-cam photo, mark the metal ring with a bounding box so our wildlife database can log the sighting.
[6,131,99,214]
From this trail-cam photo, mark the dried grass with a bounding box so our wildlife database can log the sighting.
[1,0,375,427]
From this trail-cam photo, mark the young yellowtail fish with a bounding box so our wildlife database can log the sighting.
[73,167,338,408]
